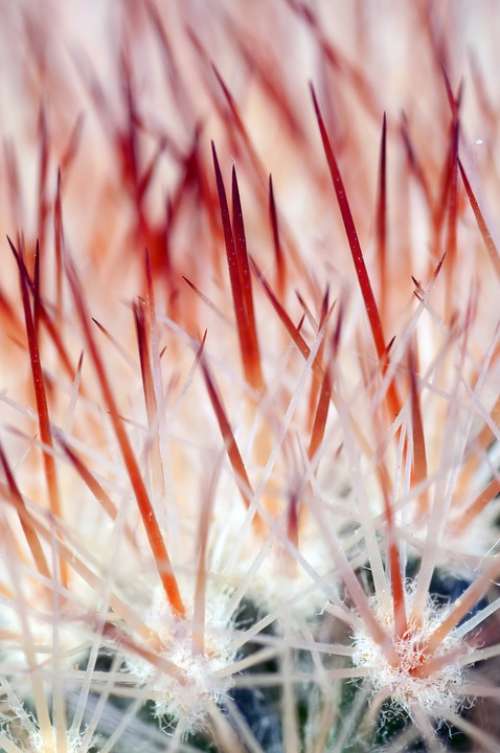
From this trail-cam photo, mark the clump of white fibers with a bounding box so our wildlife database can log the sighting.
[352,586,474,717]
[125,585,236,728]
[27,730,89,753]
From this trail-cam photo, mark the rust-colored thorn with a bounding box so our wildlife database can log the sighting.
[0,441,50,580]
[376,112,388,326]
[458,158,500,279]
[8,236,67,586]
[65,252,185,618]
[310,84,402,424]
[269,174,287,299]
[231,165,264,391]
[200,350,258,525]
[407,343,429,518]
[211,143,264,392]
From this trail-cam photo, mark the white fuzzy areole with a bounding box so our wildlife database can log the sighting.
[125,585,235,727]
[352,589,473,716]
